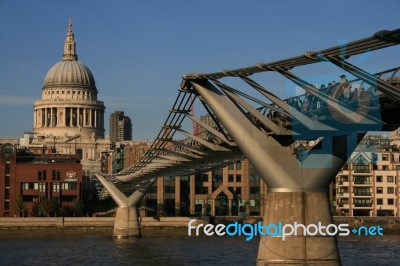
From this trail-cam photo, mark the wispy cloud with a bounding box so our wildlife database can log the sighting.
[0,95,37,106]
[102,95,173,110]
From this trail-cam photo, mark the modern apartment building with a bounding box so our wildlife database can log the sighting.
[335,145,400,217]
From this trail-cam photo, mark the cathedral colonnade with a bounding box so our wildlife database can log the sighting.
[33,106,104,129]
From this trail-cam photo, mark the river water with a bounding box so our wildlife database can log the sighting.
[0,228,398,265]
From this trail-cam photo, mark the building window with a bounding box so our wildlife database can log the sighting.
[22,183,39,190]
[377,198,383,205]
[236,162,241,170]
[387,187,395,194]
[228,164,234,170]
[376,176,383,182]
[38,170,46,180]
[354,176,370,184]
[195,174,208,194]
[250,174,260,182]
[52,170,61,181]
[382,154,389,161]
[354,199,371,207]
[396,165,400,170]
[376,187,383,194]
[382,165,389,170]
[39,183,46,192]
[354,187,371,196]
[228,175,234,182]
[53,183,60,192]
[236,187,241,196]
[236,175,241,182]
[250,187,260,194]
[353,164,369,173]
[387,176,394,183]
[164,186,175,194]
[388,199,394,205]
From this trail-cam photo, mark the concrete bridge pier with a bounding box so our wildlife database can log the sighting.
[113,206,141,238]
[95,174,155,238]
[257,191,340,266]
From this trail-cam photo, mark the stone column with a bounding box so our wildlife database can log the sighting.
[33,109,36,128]
[70,108,73,127]
[90,109,93,127]
[50,108,53,126]
[44,108,48,127]
[83,108,86,126]
[94,109,98,128]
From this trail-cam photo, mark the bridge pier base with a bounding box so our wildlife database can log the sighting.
[257,192,340,266]
[113,206,141,238]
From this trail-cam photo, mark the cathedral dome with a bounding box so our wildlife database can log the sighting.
[42,18,96,90]
[43,60,96,89]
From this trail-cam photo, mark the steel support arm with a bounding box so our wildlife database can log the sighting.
[190,79,303,189]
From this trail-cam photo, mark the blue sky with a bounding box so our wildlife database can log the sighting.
[0,0,399,140]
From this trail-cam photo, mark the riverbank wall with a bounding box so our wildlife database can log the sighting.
[0,216,399,230]
[0,216,209,229]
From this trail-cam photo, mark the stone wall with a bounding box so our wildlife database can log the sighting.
[0,216,209,228]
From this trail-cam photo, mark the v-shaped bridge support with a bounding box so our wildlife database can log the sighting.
[190,79,366,266]
[95,174,155,238]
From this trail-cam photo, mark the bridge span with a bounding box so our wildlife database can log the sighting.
[95,28,400,265]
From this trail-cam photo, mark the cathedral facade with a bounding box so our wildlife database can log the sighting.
[32,20,110,174]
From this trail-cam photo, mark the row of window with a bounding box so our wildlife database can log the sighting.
[344,164,400,171]
[339,198,396,205]
[339,187,396,194]
[228,162,242,170]
[338,175,396,183]
[21,182,78,191]
[38,170,61,181]
[3,161,10,209]
[43,89,96,99]
[376,187,395,194]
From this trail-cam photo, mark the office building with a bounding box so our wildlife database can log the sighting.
[109,111,132,143]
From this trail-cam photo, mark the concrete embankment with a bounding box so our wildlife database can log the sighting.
[0,216,399,230]
[0,216,210,229]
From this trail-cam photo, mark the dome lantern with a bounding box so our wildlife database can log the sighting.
[63,18,78,61]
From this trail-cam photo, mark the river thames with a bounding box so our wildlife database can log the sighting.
[0,229,399,265]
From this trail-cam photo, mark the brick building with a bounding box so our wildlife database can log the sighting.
[0,143,83,217]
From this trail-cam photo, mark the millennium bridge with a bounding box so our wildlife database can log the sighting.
[95,28,400,265]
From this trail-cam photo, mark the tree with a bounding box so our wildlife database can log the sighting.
[73,199,84,216]
[13,195,26,217]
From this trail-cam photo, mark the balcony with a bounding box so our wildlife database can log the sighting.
[336,192,349,198]
[353,192,373,197]
[352,165,371,174]
[353,181,372,186]
[354,203,373,208]
[337,181,349,186]
[337,203,350,208]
